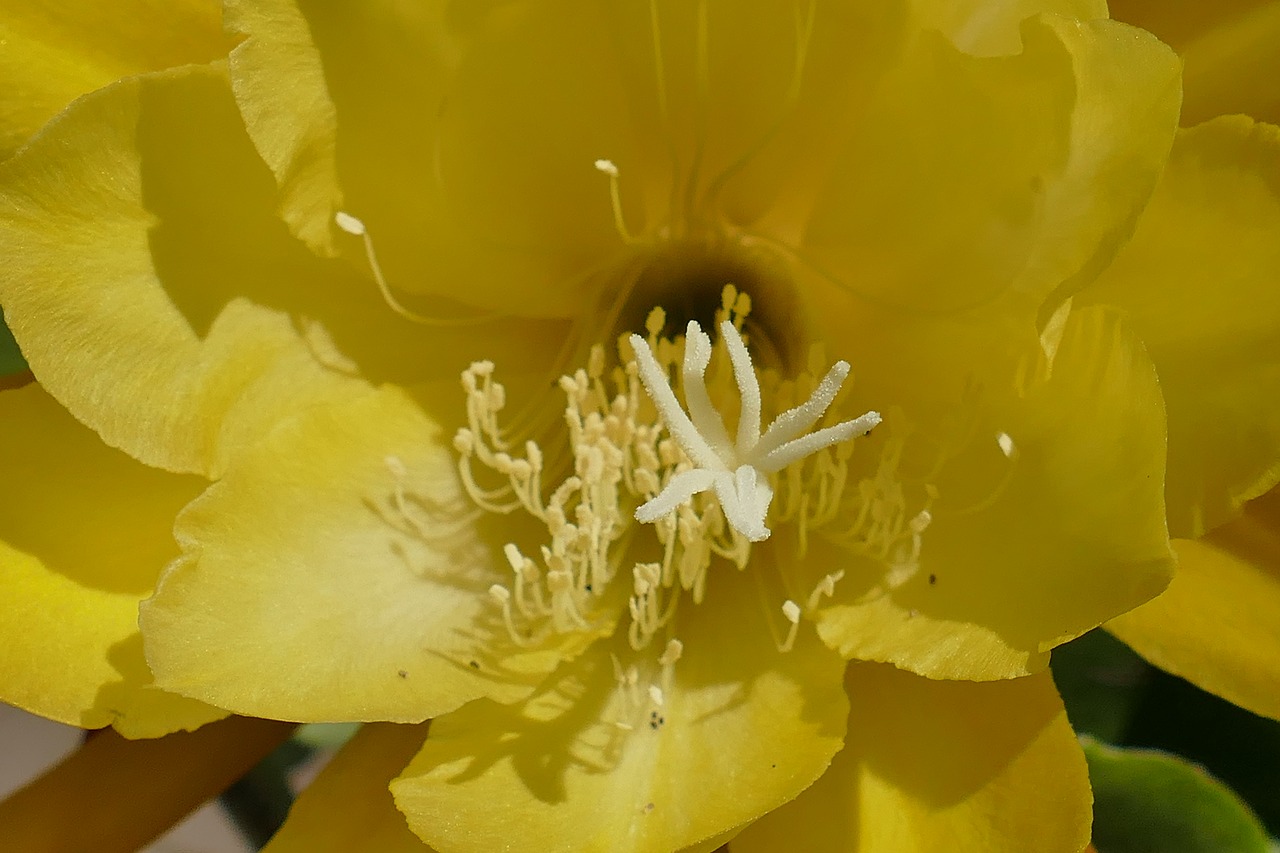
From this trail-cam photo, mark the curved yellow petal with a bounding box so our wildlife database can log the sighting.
[141,384,563,723]
[1176,2,1280,126]
[910,0,1107,56]
[1110,0,1280,125]
[1107,0,1274,46]
[227,1,911,323]
[0,384,222,737]
[0,63,374,478]
[817,305,1174,680]
[391,570,848,853]
[1086,116,1280,538]
[265,723,435,853]
[794,15,1179,315]
[732,664,1092,853]
[1108,488,1280,722]
[0,1,227,158]
[226,0,659,318]
[222,0,339,255]
[620,0,905,248]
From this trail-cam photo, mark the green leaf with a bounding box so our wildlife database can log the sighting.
[0,308,28,376]
[1085,736,1271,853]
[1119,669,1280,835]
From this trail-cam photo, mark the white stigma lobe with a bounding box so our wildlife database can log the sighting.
[629,320,880,542]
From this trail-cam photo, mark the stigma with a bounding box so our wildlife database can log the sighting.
[629,318,879,542]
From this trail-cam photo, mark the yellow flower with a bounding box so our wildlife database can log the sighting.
[0,1,1276,851]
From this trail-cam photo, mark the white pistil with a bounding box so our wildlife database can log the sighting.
[631,320,880,542]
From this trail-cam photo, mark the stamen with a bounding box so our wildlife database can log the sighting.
[446,287,936,727]
[489,584,531,647]
[336,211,498,327]
[779,599,802,653]
[594,159,639,244]
[947,433,1019,518]
[805,570,845,612]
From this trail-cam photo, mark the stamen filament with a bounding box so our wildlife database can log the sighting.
[594,159,638,244]
[335,211,497,326]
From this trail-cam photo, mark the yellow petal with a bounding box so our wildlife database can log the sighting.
[0,383,222,737]
[910,0,1107,56]
[227,1,910,322]
[223,0,340,254]
[1107,0,1274,46]
[617,0,905,244]
[141,385,562,723]
[0,1,227,158]
[0,63,374,478]
[1108,488,1280,721]
[817,305,1174,680]
[794,15,1179,314]
[1110,0,1280,125]
[1086,116,1280,538]
[1175,2,1280,126]
[391,569,848,853]
[226,0,659,318]
[732,664,1092,853]
[265,723,435,853]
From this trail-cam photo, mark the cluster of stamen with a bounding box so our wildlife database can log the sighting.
[448,286,935,731]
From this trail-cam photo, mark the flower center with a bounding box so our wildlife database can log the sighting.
[451,286,933,679]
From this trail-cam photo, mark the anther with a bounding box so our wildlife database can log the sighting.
[384,455,408,478]
[658,639,684,667]
[489,584,533,647]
